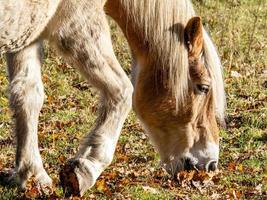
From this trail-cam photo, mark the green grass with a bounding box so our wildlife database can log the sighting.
[0,0,266,199]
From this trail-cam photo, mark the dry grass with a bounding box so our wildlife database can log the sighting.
[0,0,266,199]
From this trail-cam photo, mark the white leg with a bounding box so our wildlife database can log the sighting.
[7,42,52,190]
[48,11,133,196]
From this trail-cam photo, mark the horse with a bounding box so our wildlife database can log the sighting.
[0,0,225,197]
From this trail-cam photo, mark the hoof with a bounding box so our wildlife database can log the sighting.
[1,169,52,195]
[60,159,96,197]
[35,171,53,195]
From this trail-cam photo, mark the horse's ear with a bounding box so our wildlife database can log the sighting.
[184,17,203,57]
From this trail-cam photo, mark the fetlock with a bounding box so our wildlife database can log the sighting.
[15,160,52,190]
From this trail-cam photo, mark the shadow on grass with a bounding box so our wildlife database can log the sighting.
[0,170,17,188]
[0,171,59,200]
[0,137,14,146]
[256,132,267,142]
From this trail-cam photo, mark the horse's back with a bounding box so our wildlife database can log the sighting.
[0,0,61,54]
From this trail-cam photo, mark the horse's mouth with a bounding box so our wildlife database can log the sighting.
[161,156,218,177]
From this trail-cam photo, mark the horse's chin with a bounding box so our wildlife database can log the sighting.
[161,156,187,176]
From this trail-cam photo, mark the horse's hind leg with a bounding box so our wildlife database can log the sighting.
[7,42,52,190]
[48,9,133,196]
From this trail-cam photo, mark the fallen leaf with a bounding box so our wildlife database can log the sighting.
[255,184,262,195]
[232,189,242,199]
[96,179,111,195]
[47,96,53,105]
[193,171,210,182]
[228,161,236,171]
[231,71,242,78]
[25,187,39,199]
[59,155,66,163]
[176,170,217,189]
[176,170,196,187]
[237,164,243,172]
[120,178,130,185]
[103,171,118,180]
[72,197,81,200]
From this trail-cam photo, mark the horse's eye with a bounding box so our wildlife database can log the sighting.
[196,84,210,94]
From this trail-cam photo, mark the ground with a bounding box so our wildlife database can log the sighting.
[0,0,266,199]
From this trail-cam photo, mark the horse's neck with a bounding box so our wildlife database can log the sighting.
[105,0,148,59]
[105,0,170,94]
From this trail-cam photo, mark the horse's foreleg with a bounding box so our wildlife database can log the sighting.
[7,42,52,190]
[50,15,133,196]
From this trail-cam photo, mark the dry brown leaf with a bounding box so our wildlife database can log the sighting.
[47,96,53,105]
[228,161,237,171]
[59,155,67,163]
[237,164,243,172]
[193,171,211,182]
[105,171,117,180]
[25,187,39,199]
[116,153,128,162]
[176,170,217,189]
[229,189,242,199]
[96,179,108,192]
[120,178,130,185]
[72,197,82,200]
[176,170,195,187]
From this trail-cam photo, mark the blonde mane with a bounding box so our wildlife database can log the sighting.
[203,30,226,123]
[120,0,194,108]
[120,0,225,119]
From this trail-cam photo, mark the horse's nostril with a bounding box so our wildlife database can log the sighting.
[206,161,217,171]
[184,158,195,171]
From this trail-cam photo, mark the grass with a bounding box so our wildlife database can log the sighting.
[0,0,266,199]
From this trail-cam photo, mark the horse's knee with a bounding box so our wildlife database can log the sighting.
[7,43,44,113]
[107,69,133,102]
[9,79,44,113]
[119,80,133,105]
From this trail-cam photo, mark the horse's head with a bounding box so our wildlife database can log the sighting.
[133,16,221,176]
[162,17,220,175]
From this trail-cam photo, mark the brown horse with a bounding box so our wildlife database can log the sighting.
[0,0,225,197]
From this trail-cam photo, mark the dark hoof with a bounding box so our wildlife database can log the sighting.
[60,158,98,197]
[60,160,81,197]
